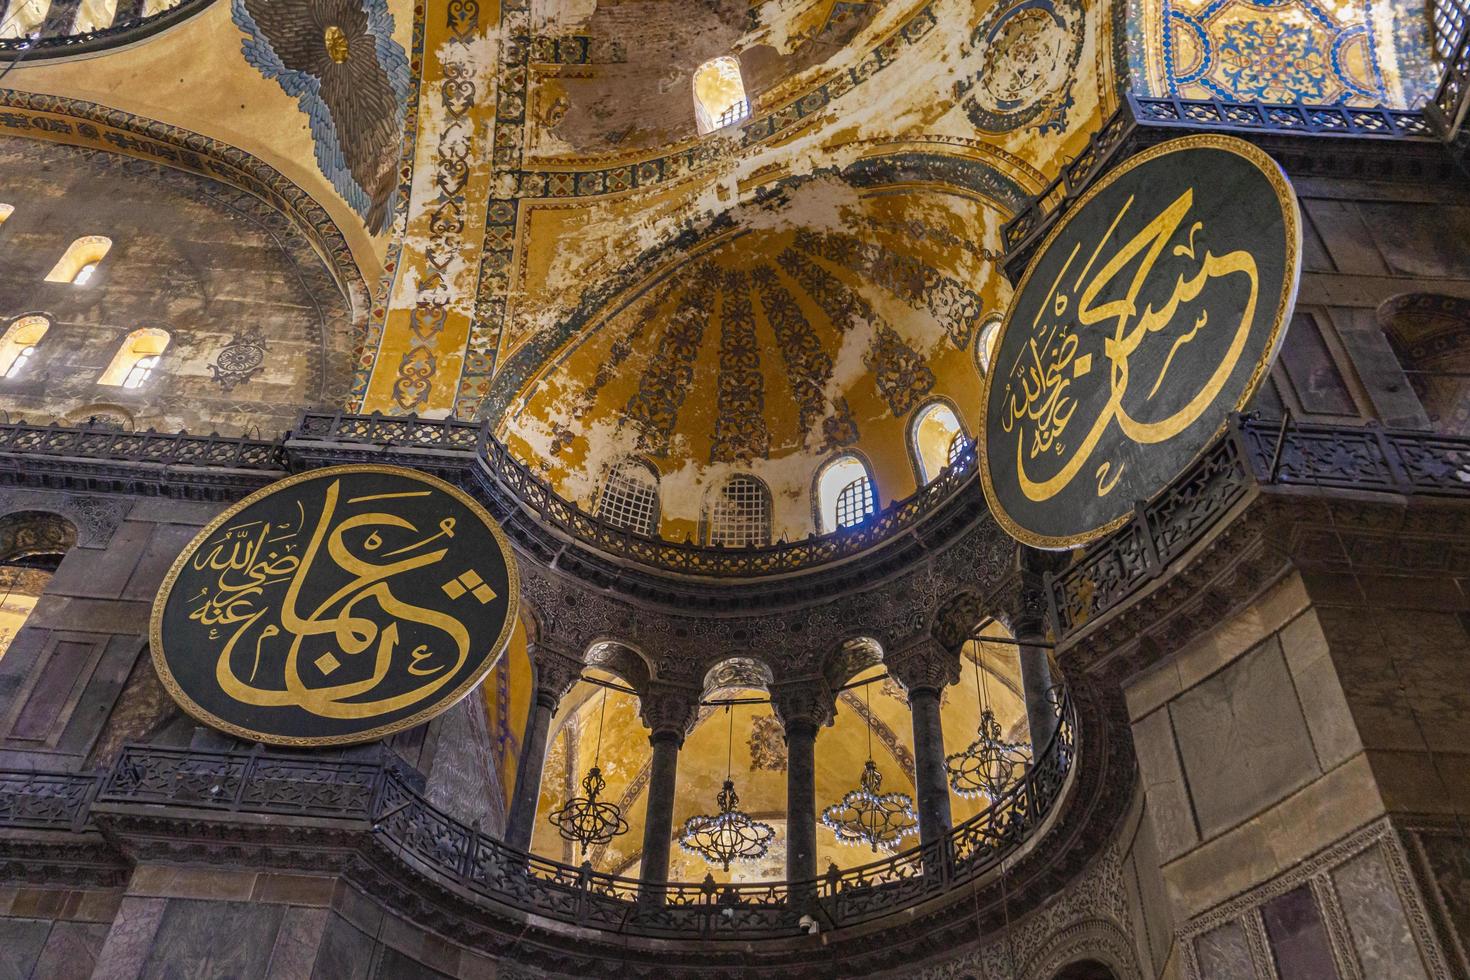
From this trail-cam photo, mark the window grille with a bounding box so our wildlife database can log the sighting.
[1433,0,1468,59]
[717,99,749,127]
[122,354,158,389]
[5,346,35,379]
[835,477,875,529]
[597,461,659,536]
[709,475,771,547]
[947,433,968,467]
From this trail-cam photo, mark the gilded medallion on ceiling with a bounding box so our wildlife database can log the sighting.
[954,0,1085,134]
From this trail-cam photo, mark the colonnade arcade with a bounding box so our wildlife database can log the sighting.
[504,619,1060,887]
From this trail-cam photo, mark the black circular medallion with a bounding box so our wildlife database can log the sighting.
[980,135,1300,549]
[151,465,520,746]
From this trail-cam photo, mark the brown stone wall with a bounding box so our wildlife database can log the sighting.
[0,137,355,439]
[1123,573,1461,978]
[1260,177,1470,430]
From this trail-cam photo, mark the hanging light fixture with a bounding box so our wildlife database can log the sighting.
[549,687,629,858]
[678,705,775,871]
[820,680,918,851]
[945,642,1031,801]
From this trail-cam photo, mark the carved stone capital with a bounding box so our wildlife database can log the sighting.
[886,634,961,698]
[638,682,699,741]
[529,644,583,710]
[769,679,835,734]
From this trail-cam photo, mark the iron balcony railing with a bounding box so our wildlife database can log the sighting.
[0,420,285,470]
[1046,415,1470,639]
[296,411,982,578]
[0,0,216,60]
[1,691,1074,941]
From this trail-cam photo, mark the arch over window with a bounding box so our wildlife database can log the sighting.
[99,327,169,388]
[707,474,772,547]
[0,315,49,379]
[975,314,1001,375]
[73,0,117,32]
[0,0,50,38]
[911,400,967,485]
[597,459,660,536]
[816,455,876,533]
[45,235,111,285]
[693,56,749,134]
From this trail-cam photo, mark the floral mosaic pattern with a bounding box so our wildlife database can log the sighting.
[1130,0,1439,107]
[233,0,412,233]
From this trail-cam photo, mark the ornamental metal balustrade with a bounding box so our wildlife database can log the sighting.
[1046,415,1470,639]
[0,691,1074,941]
[0,0,216,59]
[1427,0,1470,139]
[0,419,284,470]
[296,411,982,578]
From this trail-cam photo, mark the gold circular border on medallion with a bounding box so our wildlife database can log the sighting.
[148,464,522,747]
[978,133,1301,550]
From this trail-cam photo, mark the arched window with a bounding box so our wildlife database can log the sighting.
[816,455,876,532]
[911,401,967,484]
[98,328,169,388]
[73,0,117,32]
[0,204,13,226]
[975,315,1001,375]
[0,316,49,379]
[45,236,111,285]
[0,0,50,38]
[707,475,772,547]
[597,459,660,536]
[693,56,749,134]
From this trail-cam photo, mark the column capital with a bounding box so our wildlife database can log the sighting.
[886,634,961,698]
[529,644,583,709]
[987,547,1066,640]
[769,679,835,733]
[638,681,699,742]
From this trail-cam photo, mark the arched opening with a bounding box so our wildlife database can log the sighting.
[0,203,13,226]
[706,474,772,547]
[816,454,876,533]
[1381,294,1470,434]
[44,235,112,285]
[99,328,170,389]
[0,0,50,38]
[910,400,968,485]
[0,315,49,379]
[596,459,661,536]
[73,0,117,32]
[1052,960,1119,980]
[693,56,749,134]
[0,511,75,666]
[975,314,1001,375]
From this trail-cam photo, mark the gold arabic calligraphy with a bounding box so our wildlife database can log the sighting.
[185,479,486,720]
[1001,189,1259,502]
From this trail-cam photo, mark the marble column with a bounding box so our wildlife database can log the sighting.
[888,635,961,848]
[637,683,698,903]
[504,648,581,852]
[1018,639,1058,752]
[771,681,835,885]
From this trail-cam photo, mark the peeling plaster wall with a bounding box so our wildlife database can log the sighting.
[0,137,352,436]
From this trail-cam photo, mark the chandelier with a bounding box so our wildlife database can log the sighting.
[548,687,629,857]
[678,706,775,871]
[821,681,918,851]
[945,643,1031,802]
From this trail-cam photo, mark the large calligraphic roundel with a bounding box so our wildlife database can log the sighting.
[150,465,520,746]
[980,135,1300,549]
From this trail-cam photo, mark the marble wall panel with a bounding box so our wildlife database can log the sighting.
[1260,885,1338,979]
[1194,920,1256,980]
[139,899,284,980]
[1168,638,1321,840]
[311,913,376,980]
[0,918,51,980]
[1333,844,1430,980]
[30,921,110,980]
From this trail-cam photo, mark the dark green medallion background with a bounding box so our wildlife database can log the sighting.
[980,135,1300,549]
[150,465,520,746]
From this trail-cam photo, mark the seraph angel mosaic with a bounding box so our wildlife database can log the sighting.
[233,0,412,234]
